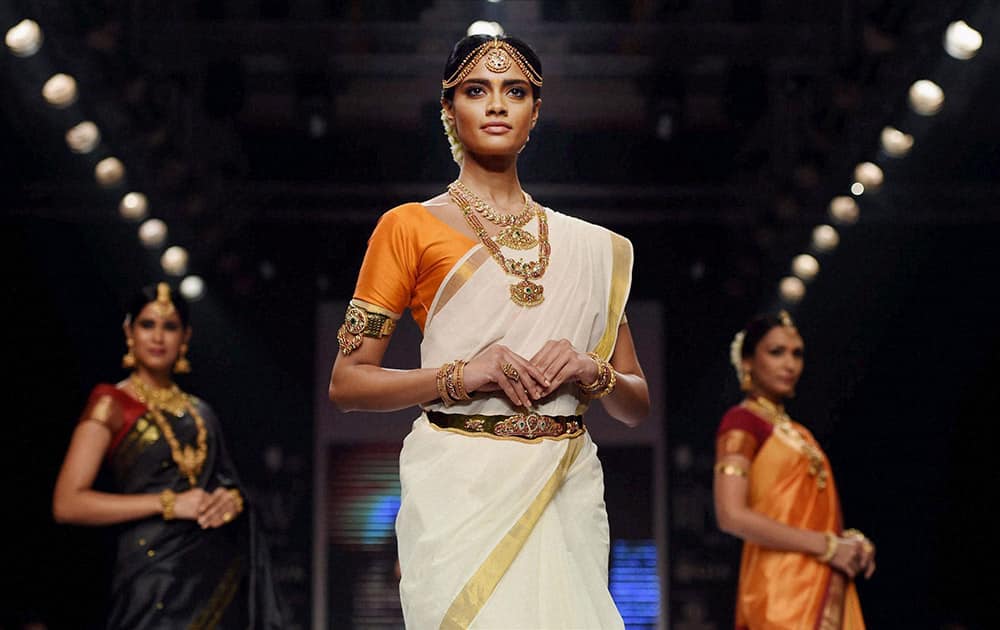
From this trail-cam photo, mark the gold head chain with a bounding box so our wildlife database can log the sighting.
[442,37,543,89]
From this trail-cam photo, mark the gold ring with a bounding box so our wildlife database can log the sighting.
[501,362,520,382]
[222,512,233,523]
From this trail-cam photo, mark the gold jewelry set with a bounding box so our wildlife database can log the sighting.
[578,352,616,399]
[130,374,208,488]
[437,359,471,406]
[448,180,551,307]
[337,301,397,356]
[744,396,828,489]
[121,283,192,373]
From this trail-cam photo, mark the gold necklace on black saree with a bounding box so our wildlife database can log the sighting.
[130,374,208,487]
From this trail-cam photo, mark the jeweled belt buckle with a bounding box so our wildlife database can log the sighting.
[493,412,564,439]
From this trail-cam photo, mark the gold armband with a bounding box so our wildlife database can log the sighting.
[160,489,176,520]
[816,531,838,563]
[337,302,397,356]
[713,462,748,478]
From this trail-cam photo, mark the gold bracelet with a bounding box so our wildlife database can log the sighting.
[713,462,748,478]
[160,489,176,521]
[816,531,838,563]
[579,352,616,399]
[436,362,456,406]
[228,488,244,514]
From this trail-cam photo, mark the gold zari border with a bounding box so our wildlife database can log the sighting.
[439,436,585,629]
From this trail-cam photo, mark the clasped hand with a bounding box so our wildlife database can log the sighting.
[828,534,877,580]
[461,340,600,408]
[171,487,243,529]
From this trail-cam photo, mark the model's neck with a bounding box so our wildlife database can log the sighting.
[132,368,172,389]
[458,158,523,206]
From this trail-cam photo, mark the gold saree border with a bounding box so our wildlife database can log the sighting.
[816,568,846,630]
[576,232,632,415]
[427,247,491,329]
[439,436,586,629]
[591,232,632,361]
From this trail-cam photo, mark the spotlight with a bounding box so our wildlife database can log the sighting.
[94,157,125,187]
[909,80,944,116]
[179,275,206,301]
[880,126,913,157]
[65,121,100,154]
[467,21,504,37]
[944,20,983,60]
[850,182,864,196]
[42,73,77,108]
[779,276,806,303]
[811,225,840,252]
[5,19,43,57]
[161,246,189,276]
[853,162,883,192]
[829,196,860,225]
[791,254,820,281]
[138,219,167,248]
[118,192,149,221]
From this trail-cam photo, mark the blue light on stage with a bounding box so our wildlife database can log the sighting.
[610,539,660,629]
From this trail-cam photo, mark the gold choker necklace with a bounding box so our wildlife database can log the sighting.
[449,180,534,227]
[130,375,208,487]
[744,396,828,489]
[448,181,550,307]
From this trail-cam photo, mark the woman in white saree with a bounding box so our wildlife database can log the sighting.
[329,33,650,629]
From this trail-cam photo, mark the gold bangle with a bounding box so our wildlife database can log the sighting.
[816,531,838,563]
[713,462,748,478]
[579,352,616,399]
[436,362,456,406]
[160,489,176,521]
[228,488,244,514]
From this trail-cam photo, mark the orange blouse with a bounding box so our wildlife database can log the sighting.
[353,203,477,331]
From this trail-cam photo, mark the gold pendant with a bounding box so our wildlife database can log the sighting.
[494,226,538,250]
[510,280,544,307]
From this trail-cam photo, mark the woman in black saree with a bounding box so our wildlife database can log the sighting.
[52,283,285,629]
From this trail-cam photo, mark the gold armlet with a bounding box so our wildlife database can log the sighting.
[160,489,176,520]
[816,531,838,563]
[337,303,397,356]
[713,463,748,478]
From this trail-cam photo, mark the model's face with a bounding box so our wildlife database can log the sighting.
[743,326,804,401]
[126,303,188,375]
[444,56,540,159]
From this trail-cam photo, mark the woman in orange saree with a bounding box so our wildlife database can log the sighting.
[713,311,875,630]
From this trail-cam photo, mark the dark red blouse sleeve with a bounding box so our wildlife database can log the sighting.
[715,405,774,461]
[79,384,148,454]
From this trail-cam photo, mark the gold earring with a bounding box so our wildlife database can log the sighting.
[740,370,752,392]
[174,343,191,374]
[122,338,136,369]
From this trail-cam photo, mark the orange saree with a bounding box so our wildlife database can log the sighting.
[716,401,865,630]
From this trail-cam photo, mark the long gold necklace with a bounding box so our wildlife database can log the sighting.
[744,396,828,489]
[448,182,551,307]
[130,375,208,487]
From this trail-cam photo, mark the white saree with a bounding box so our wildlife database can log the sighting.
[395,209,633,629]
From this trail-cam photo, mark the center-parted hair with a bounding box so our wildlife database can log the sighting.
[125,283,190,328]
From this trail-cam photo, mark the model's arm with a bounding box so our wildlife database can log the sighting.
[328,333,549,413]
[713,453,867,578]
[529,322,650,427]
[53,418,209,526]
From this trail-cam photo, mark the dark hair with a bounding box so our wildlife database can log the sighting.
[740,313,795,359]
[441,34,543,102]
[125,283,190,328]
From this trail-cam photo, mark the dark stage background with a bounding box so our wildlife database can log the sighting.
[3,1,999,629]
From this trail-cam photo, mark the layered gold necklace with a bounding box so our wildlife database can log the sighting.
[448,180,551,307]
[743,396,828,489]
[130,374,208,487]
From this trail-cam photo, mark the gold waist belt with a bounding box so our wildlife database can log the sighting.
[427,411,584,440]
